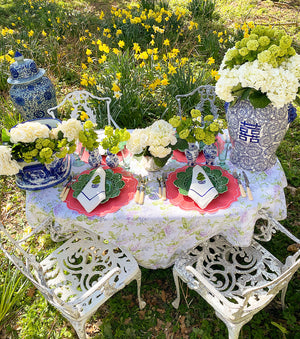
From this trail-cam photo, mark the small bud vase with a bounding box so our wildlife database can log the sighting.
[106,151,119,168]
[203,143,218,166]
[88,149,102,168]
[185,143,199,166]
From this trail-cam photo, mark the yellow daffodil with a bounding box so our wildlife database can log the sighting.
[98,55,107,64]
[139,51,148,60]
[161,78,169,86]
[80,111,89,121]
[113,48,121,55]
[163,39,170,46]
[207,57,215,65]
[118,40,125,48]
[112,82,121,92]
[81,78,88,86]
[86,49,92,56]
[168,64,177,75]
[211,69,220,80]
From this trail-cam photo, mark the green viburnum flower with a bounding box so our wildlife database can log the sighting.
[169,116,181,128]
[190,109,201,118]
[258,50,272,63]
[247,39,259,51]
[239,47,249,56]
[209,121,220,132]
[179,129,190,139]
[248,34,258,40]
[279,35,292,49]
[240,37,250,48]
[203,132,216,145]
[258,36,270,47]
[79,131,88,143]
[226,48,239,61]
[203,115,214,122]
[194,128,205,140]
[104,125,114,137]
[35,138,43,149]
[39,147,53,159]
[269,44,280,57]
[83,120,95,130]
[31,149,39,157]
[287,46,296,56]
[56,148,68,158]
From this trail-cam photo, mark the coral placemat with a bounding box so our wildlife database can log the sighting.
[65,166,137,217]
[172,150,205,164]
[166,165,240,214]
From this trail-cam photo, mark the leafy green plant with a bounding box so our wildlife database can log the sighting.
[188,0,216,21]
[0,259,29,329]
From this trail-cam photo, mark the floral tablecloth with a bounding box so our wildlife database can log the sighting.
[26,150,287,269]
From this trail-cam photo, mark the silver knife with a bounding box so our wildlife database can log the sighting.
[242,171,253,200]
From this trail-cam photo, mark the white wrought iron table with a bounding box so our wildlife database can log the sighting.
[25,145,288,269]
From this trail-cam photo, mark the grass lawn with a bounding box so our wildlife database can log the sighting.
[0,0,299,338]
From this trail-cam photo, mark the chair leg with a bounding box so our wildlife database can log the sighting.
[225,320,244,339]
[69,319,87,339]
[135,269,146,309]
[172,269,181,309]
[281,285,288,309]
[215,312,248,339]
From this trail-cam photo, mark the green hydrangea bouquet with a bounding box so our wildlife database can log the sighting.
[0,118,99,176]
[100,125,130,154]
[215,25,300,108]
[169,109,227,145]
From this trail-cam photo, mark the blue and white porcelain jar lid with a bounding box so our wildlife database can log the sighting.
[7,51,46,85]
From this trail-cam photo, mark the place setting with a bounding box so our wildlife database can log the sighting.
[62,165,138,217]
[165,164,241,213]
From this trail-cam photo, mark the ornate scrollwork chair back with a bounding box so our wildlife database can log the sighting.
[0,218,145,339]
[175,85,219,119]
[172,209,300,339]
[47,90,120,129]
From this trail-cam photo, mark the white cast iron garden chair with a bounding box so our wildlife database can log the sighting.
[0,218,146,339]
[172,209,300,339]
[175,84,219,118]
[47,89,120,129]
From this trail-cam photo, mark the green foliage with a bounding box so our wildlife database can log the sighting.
[188,0,216,21]
[17,293,73,338]
[0,259,29,328]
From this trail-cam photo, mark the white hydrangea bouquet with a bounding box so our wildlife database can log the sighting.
[0,118,99,176]
[126,119,177,168]
[215,25,300,109]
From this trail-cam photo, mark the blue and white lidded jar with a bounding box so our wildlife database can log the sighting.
[7,52,57,120]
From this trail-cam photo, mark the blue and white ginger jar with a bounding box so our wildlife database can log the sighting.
[7,52,57,120]
[226,100,290,172]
